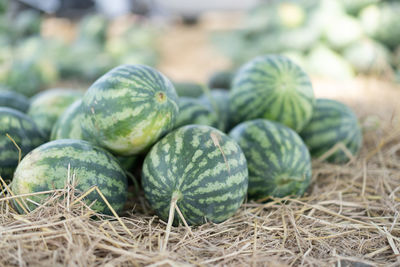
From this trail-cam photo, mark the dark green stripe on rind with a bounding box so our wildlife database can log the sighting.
[11,139,128,215]
[51,99,84,140]
[0,107,46,180]
[28,89,84,138]
[229,119,312,200]
[0,89,30,113]
[142,125,248,226]
[174,97,218,130]
[199,90,230,132]
[81,64,179,156]
[229,55,315,132]
[300,99,362,164]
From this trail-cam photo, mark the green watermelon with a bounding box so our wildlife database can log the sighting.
[142,125,248,225]
[28,89,84,138]
[229,119,312,200]
[199,90,230,132]
[77,14,108,45]
[81,64,179,156]
[0,107,46,180]
[300,99,363,164]
[174,97,218,130]
[230,55,315,132]
[207,71,234,90]
[11,139,128,215]
[0,89,30,113]
[50,99,85,140]
[173,82,207,98]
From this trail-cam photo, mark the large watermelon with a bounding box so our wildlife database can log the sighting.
[0,89,30,113]
[0,107,46,180]
[81,64,179,156]
[142,125,248,226]
[174,97,218,130]
[199,90,230,132]
[229,119,312,200]
[300,99,362,164]
[11,139,128,214]
[50,99,85,140]
[28,89,83,138]
[230,55,315,132]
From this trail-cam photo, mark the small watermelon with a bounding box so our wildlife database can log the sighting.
[207,70,234,90]
[230,55,315,132]
[142,125,248,226]
[11,139,128,214]
[174,97,218,130]
[28,89,84,138]
[0,107,46,180]
[199,90,230,132]
[50,99,85,140]
[229,119,312,200]
[81,64,179,156]
[173,82,207,98]
[0,89,30,113]
[300,99,362,164]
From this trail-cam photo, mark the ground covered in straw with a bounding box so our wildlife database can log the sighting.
[1,79,400,266]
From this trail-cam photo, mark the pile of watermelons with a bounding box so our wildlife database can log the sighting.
[0,4,159,97]
[212,0,400,81]
[0,54,363,225]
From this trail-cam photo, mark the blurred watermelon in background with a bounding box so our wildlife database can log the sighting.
[211,0,400,81]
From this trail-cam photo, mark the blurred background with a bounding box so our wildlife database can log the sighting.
[1,0,400,104]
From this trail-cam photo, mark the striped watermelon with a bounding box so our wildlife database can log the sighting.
[142,125,248,226]
[175,97,218,130]
[0,89,30,113]
[81,64,179,156]
[28,89,83,138]
[199,90,230,132]
[11,139,128,214]
[300,99,362,163]
[0,107,46,180]
[229,119,312,200]
[229,55,315,132]
[50,99,85,140]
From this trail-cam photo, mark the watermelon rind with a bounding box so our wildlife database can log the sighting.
[142,125,248,226]
[50,99,85,140]
[0,89,30,113]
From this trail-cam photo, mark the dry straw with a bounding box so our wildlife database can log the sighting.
[1,90,400,266]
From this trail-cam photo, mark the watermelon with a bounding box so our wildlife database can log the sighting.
[199,90,230,132]
[0,89,30,113]
[142,125,248,226]
[173,82,207,98]
[207,71,234,90]
[81,64,179,156]
[50,99,85,140]
[28,89,84,139]
[11,139,128,215]
[230,55,315,132]
[300,99,363,164]
[323,14,363,50]
[174,97,218,130]
[229,119,312,200]
[0,107,46,180]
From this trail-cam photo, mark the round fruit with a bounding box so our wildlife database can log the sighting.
[175,97,218,130]
[142,125,248,226]
[0,89,30,113]
[28,89,83,138]
[199,90,230,132]
[300,99,362,163]
[207,70,234,90]
[229,119,312,200]
[51,99,85,140]
[81,64,179,156]
[0,107,46,180]
[173,82,206,97]
[11,139,128,214]
[230,55,315,132]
